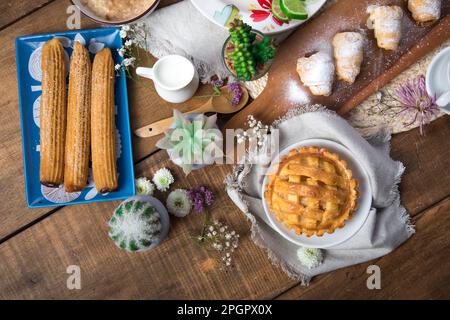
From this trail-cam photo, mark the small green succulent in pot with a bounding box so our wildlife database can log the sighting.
[156,110,223,175]
[222,19,276,81]
[108,196,170,252]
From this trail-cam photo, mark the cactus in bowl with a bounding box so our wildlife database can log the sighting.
[108,196,169,252]
[156,110,223,175]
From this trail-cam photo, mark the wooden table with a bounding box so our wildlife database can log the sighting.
[0,0,449,300]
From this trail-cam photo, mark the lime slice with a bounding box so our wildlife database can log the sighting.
[271,0,290,22]
[280,0,308,20]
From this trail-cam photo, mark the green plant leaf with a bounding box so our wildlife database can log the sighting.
[155,136,175,150]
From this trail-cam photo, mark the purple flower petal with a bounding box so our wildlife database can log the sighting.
[228,82,242,107]
[188,186,214,213]
[212,79,224,88]
[393,75,438,136]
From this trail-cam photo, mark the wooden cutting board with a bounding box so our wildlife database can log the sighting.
[224,0,450,130]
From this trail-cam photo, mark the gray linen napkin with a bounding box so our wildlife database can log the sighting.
[226,105,414,284]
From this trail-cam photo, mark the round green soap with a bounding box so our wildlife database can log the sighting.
[108,197,168,252]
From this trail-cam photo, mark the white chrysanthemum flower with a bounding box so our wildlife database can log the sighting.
[122,25,130,32]
[166,189,192,217]
[120,29,127,38]
[296,247,324,269]
[153,168,174,192]
[124,40,134,47]
[135,177,155,196]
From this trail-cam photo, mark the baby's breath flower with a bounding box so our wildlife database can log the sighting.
[296,247,323,269]
[166,189,192,217]
[116,23,152,78]
[237,115,269,148]
[123,57,135,67]
[135,177,155,196]
[118,48,126,57]
[191,220,239,269]
[152,168,174,192]
[236,134,245,144]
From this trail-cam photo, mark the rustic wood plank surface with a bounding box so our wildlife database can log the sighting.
[0,0,55,30]
[386,117,450,215]
[0,0,449,300]
[0,0,206,241]
[276,198,450,300]
[0,0,97,242]
[1,117,449,299]
[0,152,295,299]
[223,1,450,130]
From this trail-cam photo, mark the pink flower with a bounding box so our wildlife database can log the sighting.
[250,0,288,26]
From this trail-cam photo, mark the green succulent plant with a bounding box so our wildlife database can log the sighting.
[227,19,276,80]
[156,110,223,175]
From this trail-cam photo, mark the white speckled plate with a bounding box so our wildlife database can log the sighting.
[190,0,327,35]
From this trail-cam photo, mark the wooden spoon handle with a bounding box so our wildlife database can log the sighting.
[134,103,212,138]
[135,117,175,138]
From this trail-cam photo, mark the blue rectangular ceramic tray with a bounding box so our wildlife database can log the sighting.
[16,28,135,208]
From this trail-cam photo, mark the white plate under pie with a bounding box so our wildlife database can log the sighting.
[261,139,372,249]
[426,45,450,114]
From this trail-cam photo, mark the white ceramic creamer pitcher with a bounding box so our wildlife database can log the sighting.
[136,55,199,103]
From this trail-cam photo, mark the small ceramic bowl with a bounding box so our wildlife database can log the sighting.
[127,195,170,251]
[71,0,160,25]
[426,45,450,114]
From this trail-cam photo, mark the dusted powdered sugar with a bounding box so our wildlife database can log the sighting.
[408,0,441,23]
[367,5,403,50]
[367,5,403,32]
[332,32,365,84]
[297,52,335,96]
[333,32,364,58]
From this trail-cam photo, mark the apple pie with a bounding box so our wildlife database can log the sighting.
[264,146,359,237]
